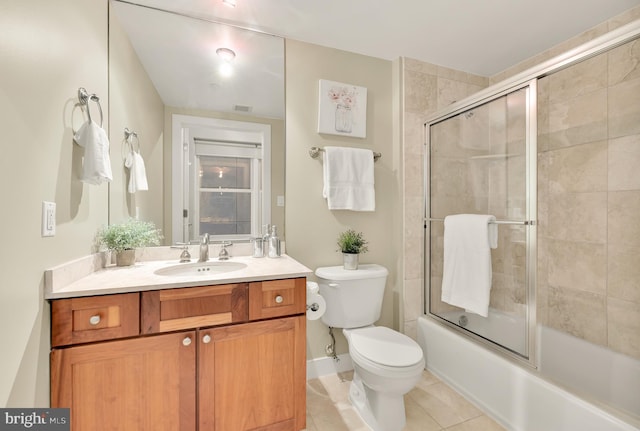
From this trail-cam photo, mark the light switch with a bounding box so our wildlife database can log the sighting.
[276,195,285,207]
[42,201,56,237]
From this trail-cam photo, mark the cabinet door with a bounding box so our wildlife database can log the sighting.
[199,316,306,431]
[51,331,196,431]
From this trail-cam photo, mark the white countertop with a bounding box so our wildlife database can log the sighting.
[45,251,312,299]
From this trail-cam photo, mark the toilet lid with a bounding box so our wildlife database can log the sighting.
[350,327,423,367]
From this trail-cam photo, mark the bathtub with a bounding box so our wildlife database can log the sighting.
[417,315,640,431]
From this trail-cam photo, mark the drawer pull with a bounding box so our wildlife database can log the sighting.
[89,315,101,326]
[275,295,284,304]
[182,336,192,346]
[202,334,212,344]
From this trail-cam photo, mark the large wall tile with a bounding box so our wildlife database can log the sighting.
[547,55,607,103]
[608,134,640,191]
[608,190,640,248]
[608,242,640,304]
[607,297,640,359]
[608,39,640,86]
[547,239,606,295]
[547,192,607,243]
[547,141,607,194]
[406,69,437,114]
[547,286,607,346]
[608,77,640,138]
[548,89,607,135]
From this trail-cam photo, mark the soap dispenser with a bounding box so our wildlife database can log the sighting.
[268,225,281,258]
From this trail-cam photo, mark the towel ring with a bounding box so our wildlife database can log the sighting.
[123,128,140,161]
[78,87,104,127]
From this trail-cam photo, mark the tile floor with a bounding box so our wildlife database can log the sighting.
[305,370,506,431]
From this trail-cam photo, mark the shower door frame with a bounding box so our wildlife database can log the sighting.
[421,18,640,369]
[424,80,538,367]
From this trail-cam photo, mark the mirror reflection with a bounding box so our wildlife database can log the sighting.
[108,0,285,244]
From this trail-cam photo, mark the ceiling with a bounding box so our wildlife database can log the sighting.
[122,0,640,77]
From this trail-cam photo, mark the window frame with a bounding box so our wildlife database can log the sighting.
[171,114,271,244]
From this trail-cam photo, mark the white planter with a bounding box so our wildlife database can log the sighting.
[343,253,359,270]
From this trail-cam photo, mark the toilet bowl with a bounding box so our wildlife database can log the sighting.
[344,326,425,431]
[315,264,425,431]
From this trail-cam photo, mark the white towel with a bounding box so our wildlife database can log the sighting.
[124,150,149,193]
[322,146,375,211]
[74,120,113,185]
[441,214,498,317]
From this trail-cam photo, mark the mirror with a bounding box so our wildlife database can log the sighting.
[108,0,285,244]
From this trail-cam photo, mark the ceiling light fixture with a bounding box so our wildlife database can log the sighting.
[216,47,236,62]
[222,0,236,7]
[216,47,236,77]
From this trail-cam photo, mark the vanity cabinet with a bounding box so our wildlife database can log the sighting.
[50,277,306,431]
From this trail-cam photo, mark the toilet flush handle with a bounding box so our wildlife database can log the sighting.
[328,282,339,288]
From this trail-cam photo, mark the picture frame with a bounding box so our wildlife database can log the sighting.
[317,79,367,138]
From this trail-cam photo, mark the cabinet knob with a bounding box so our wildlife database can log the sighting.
[202,334,211,344]
[89,315,101,326]
[182,337,192,346]
[275,295,284,304]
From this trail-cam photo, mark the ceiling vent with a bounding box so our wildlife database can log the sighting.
[233,104,252,113]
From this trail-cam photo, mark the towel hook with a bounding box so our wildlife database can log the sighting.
[78,87,104,128]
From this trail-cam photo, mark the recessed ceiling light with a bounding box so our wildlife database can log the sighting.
[216,47,236,62]
[223,0,236,7]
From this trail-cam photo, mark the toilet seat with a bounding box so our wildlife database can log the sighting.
[347,327,424,378]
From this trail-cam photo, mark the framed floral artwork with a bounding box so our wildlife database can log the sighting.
[317,79,367,138]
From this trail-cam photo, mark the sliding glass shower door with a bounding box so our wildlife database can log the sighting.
[425,82,537,361]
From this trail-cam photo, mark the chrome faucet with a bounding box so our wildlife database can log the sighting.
[199,233,210,262]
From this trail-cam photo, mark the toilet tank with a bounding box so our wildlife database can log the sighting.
[315,264,389,329]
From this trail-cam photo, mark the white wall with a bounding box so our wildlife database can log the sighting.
[285,39,402,359]
[0,0,108,406]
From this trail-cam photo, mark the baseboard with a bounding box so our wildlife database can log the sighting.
[306,354,353,380]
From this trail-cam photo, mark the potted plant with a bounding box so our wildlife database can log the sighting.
[97,219,162,266]
[337,229,368,270]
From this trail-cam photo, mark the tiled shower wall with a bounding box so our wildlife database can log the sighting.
[537,39,640,360]
[401,59,488,337]
[427,89,529,319]
[402,8,640,361]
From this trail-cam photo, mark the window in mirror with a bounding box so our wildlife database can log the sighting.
[172,115,271,243]
[195,152,261,237]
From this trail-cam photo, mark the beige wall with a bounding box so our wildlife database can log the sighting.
[285,40,400,359]
[0,0,108,406]
[109,6,164,228]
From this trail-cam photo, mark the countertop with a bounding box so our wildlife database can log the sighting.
[45,249,312,299]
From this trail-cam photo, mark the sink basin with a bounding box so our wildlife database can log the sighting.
[154,261,247,277]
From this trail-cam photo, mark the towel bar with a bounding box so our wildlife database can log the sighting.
[427,218,534,225]
[309,146,381,162]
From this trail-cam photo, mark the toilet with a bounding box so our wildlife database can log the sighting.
[316,264,425,431]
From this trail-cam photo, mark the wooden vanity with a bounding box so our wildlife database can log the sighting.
[47,254,309,431]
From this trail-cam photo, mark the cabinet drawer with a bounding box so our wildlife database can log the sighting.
[51,293,140,347]
[141,283,248,334]
[249,278,306,320]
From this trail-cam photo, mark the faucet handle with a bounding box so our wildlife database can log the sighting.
[218,241,233,260]
[171,243,192,263]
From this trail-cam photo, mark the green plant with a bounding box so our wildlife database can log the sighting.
[337,229,368,254]
[97,219,162,253]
